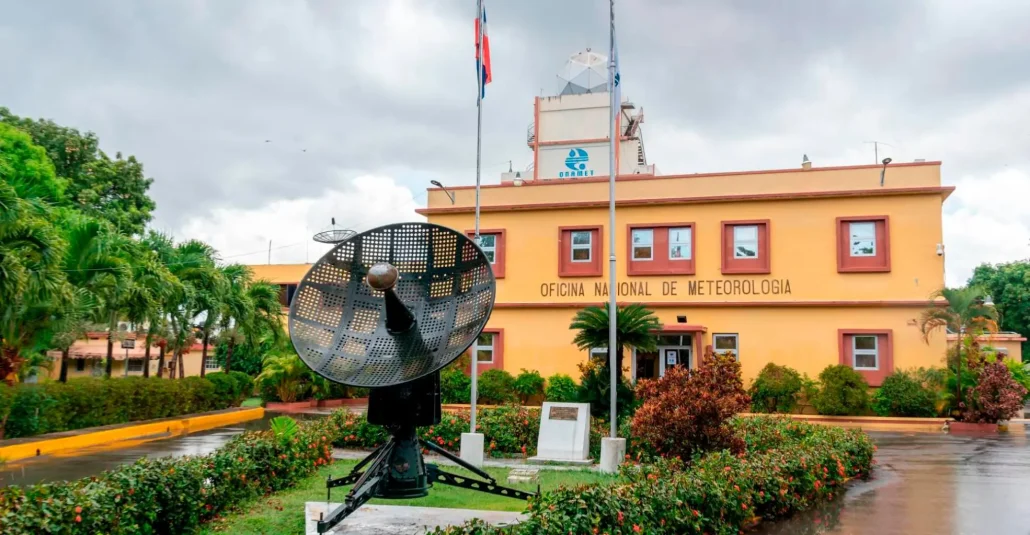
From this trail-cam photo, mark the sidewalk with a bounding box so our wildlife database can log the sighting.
[332,448,596,471]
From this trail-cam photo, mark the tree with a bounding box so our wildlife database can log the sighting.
[1,107,155,235]
[0,124,68,381]
[255,353,312,402]
[919,286,999,416]
[570,303,659,378]
[970,261,1030,357]
[216,265,283,374]
[193,265,227,377]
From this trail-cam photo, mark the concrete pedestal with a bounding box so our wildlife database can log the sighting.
[460,432,484,468]
[599,437,626,474]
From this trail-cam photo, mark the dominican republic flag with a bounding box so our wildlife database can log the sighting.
[475,1,492,98]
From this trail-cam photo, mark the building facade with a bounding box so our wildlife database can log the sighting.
[250,67,968,387]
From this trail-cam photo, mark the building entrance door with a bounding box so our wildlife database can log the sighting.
[656,334,693,376]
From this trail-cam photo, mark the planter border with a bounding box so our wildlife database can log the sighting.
[0,407,264,462]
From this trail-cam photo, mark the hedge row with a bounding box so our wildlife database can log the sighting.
[0,372,253,440]
[0,414,336,534]
[432,416,876,535]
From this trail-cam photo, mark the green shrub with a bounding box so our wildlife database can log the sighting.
[205,372,241,408]
[1005,360,1030,402]
[228,371,255,401]
[477,369,517,405]
[577,360,635,419]
[440,364,471,404]
[544,374,578,402]
[512,369,545,404]
[749,363,803,413]
[872,371,936,417]
[0,377,238,440]
[0,413,338,534]
[479,404,540,456]
[432,417,875,535]
[812,365,871,416]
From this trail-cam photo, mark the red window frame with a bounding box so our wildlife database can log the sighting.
[558,225,603,277]
[465,229,506,278]
[626,223,696,276]
[836,216,890,273]
[464,328,504,375]
[838,329,893,386]
[721,220,770,275]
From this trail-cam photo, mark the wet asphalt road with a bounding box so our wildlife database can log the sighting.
[4,424,1030,533]
[756,428,1030,535]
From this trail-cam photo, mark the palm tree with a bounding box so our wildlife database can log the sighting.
[255,352,312,402]
[570,303,660,378]
[123,245,179,379]
[0,179,67,381]
[920,286,999,416]
[192,263,226,377]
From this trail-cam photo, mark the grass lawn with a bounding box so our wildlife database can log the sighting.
[199,459,611,535]
[240,397,263,408]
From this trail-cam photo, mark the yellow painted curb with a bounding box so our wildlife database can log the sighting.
[0,407,264,462]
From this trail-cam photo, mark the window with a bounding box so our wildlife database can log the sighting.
[838,329,893,386]
[128,359,144,373]
[75,359,86,372]
[733,226,759,259]
[467,328,504,372]
[473,333,495,363]
[713,334,739,359]
[465,229,506,278]
[278,284,298,307]
[631,229,653,260]
[478,234,497,263]
[852,335,878,370]
[571,231,592,262]
[626,223,695,276]
[721,220,770,274]
[849,222,876,257]
[205,358,221,371]
[559,226,602,277]
[836,217,890,273]
[669,227,692,260]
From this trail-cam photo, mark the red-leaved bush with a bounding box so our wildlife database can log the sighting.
[965,359,1028,423]
[631,354,751,460]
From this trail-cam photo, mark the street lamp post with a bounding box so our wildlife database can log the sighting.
[121,338,136,376]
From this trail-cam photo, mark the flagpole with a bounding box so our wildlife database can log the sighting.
[470,0,485,434]
[607,0,618,439]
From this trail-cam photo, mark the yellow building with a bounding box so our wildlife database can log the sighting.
[252,66,960,387]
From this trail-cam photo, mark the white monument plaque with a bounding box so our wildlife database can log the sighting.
[528,402,592,464]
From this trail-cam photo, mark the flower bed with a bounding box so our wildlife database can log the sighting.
[432,416,875,535]
[0,414,337,534]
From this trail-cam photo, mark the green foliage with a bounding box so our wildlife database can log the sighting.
[749,363,803,413]
[970,261,1030,355]
[440,364,472,404]
[576,359,635,419]
[512,369,545,404]
[477,369,517,405]
[0,377,238,439]
[269,415,299,443]
[872,371,937,417]
[570,303,660,378]
[1004,360,1030,402]
[1,107,155,235]
[544,373,578,402]
[256,353,313,403]
[0,412,337,534]
[432,417,875,535]
[812,365,871,416]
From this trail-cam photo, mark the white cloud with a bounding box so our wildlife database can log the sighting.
[173,174,422,265]
[944,168,1030,286]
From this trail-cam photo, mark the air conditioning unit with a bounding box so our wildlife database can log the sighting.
[117,321,132,332]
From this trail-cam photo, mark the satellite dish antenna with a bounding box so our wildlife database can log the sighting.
[288,222,534,533]
[312,217,357,244]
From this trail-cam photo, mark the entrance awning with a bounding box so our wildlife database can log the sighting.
[654,324,707,333]
[46,339,163,360]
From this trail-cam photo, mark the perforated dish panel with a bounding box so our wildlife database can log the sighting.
[288,222,496,388]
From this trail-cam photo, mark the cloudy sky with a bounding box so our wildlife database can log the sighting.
[2,0,1028,285]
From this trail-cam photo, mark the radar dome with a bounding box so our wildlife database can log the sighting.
[558,49,610,95]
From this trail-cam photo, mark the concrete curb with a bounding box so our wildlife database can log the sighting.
[0,407,264,462]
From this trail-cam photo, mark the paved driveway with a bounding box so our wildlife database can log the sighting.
[757,428,1030,534]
